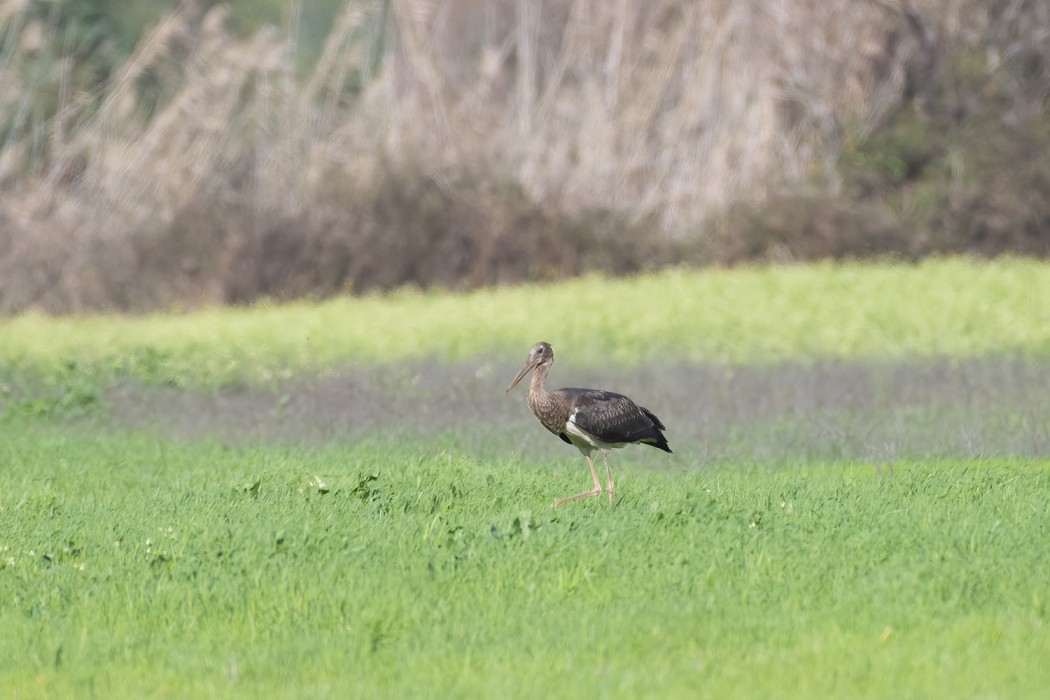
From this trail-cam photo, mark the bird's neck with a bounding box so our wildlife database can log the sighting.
[527,364,565,435]
[527,364,553,416]
[529,363,550,397]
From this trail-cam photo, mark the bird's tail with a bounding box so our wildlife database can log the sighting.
[638,407,672,453]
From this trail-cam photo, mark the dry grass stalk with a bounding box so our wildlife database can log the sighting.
[0,0,1046,313]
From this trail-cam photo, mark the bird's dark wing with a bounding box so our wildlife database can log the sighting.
[559,388,672,453]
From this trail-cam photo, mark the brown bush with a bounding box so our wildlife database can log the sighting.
[224,160,669,303]
[0,0,1047,313]
[716,116,1050,264]
[940,141,1050,258]
[711,193,912,265]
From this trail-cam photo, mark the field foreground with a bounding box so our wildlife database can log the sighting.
[2,260,1050,698]
[2,422,1048,699]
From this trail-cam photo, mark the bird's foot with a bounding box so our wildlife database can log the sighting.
[552,486,602,507]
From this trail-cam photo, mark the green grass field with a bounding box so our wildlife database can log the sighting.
[2,258,1048,387]
[2,259,1050,698]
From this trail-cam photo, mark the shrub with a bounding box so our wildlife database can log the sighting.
[0,0,1047,313]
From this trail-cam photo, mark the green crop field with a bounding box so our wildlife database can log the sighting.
[2,257,1048,388]
[2,259,1050,699]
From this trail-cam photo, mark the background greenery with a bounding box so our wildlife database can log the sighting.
[2,258,1047,389]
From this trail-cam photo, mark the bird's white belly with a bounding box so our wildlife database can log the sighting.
[565,414,625,452]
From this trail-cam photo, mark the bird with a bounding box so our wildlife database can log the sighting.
[506,341,671,506]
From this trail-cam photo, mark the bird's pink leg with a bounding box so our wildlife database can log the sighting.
[553,453,603,506]
[602,451,614,506]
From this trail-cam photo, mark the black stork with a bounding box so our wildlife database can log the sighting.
[506,341,671,506]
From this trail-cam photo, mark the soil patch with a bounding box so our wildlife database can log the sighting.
[101,355,1050,463]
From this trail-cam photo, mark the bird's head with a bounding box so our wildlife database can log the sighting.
[506,341,554,392]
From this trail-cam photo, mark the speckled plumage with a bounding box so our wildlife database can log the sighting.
[507,342,671,506]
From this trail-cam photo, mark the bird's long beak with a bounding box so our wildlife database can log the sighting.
[506,358,537,392]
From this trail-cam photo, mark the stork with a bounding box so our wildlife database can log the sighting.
[506,341,671,506]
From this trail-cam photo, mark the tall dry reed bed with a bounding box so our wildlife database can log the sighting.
[0,0,1047,313]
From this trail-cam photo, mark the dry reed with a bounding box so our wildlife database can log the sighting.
[0,0,1046,313]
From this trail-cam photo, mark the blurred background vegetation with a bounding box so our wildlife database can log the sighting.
[0,0,1047,313]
